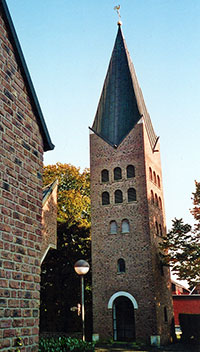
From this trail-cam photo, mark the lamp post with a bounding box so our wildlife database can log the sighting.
[74,259,90,341]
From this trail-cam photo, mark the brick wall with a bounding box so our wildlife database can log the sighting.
[173,295,200,326]
[90,121,173,344]
[143,122,174,342]
[41,181,58,263]
[0,10,44,351]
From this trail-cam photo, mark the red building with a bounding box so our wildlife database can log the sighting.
[172,281,200,327]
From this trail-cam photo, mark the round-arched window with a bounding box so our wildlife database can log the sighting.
[127,165,135,178]
[115,190,123,203]
[155,193,158,207]
[114,167,122,181]
[128,188,136,202]
[102,191,110,205]
[101,169,109,183]
[149,167,153,181]
[117,258,126,273]
[110,221,117,234]
[122,219,130,233]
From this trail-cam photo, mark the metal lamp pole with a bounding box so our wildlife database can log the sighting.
[74,260,90,341]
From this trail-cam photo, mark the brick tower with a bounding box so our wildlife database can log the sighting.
[90,24,173,345]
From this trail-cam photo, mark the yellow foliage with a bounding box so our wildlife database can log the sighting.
[43,163,90,228]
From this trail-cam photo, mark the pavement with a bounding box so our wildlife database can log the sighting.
[95,343,200,352]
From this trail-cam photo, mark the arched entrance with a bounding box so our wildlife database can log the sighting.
[108,292,137,341]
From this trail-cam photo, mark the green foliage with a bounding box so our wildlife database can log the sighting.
[43,163,90,228]
[16,337,23,346]
[40,163,92,336]
[160,180,200,288]
[160,218,200,287]
[191,180,200,231]
[39,337,95,352]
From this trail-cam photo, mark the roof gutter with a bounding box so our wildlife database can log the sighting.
[1,0,54,151]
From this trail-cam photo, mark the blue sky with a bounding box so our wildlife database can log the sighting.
[6,0,200,230]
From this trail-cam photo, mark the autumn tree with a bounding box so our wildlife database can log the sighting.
[160,181,200,289]
[191,180,200,231]
[40,163,92,337]
[43,163,90,227]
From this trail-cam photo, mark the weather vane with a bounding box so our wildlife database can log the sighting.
[114,5,122,25]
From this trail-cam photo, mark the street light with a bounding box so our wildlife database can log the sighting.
[74,259,90,341]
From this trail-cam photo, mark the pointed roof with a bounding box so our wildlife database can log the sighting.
[43,179,58,206]
[91,24,157,150]
[0,0,54,151]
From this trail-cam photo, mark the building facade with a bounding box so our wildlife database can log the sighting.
[90,24,173,344]
[0,0,54,350]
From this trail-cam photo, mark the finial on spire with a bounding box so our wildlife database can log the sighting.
[114,5,122,26]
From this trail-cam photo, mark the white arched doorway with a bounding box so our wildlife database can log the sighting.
[108,291,138,341]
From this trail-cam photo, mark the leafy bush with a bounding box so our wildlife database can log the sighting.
[39,337,94,352]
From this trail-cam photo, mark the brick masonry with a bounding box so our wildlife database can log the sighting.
[41,181,58,263]
[90,121,174,344]
[0,10,45,351]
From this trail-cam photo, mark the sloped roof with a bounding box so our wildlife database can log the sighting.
[42,179,58,206]
[0,0,54,151]
[91,24,157,150]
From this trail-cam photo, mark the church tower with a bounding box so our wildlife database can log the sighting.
[90,23,173,344]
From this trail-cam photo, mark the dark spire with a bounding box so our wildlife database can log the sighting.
[91,24,157,150]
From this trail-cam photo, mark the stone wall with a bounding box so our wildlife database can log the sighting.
[0,10,44,351]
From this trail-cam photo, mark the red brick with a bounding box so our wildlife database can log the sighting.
[0,339,10,348]
[0,319,12,328]
[3,329,15,337]
[0,5,50,351]
[9,280,20,289]
[90,116,173,343]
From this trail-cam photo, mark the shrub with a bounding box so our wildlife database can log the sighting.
[39,337,95,352]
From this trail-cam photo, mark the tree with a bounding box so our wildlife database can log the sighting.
[40,163,92,337]
[160,181,200,288]
[191,180,200,231]
[43,163,90,227]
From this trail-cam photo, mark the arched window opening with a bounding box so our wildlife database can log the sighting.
[102,191,110,205]
[110,221,117,234]
[155,193,158,207]
[153,171,157,184]
[128,188,136,202]
[127,165,135,178]
[151,190,154,204]
[155,221,159,235]
[122,219,130,233]
[117,258,126,273]
[149,167,153,181]
[164,306,168,322]
[101,169,109,183]
[114,167,122,181]
[115,190,123,204]
[157,175,161,188]
[159,197,162,210]
[159,224,162,236]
